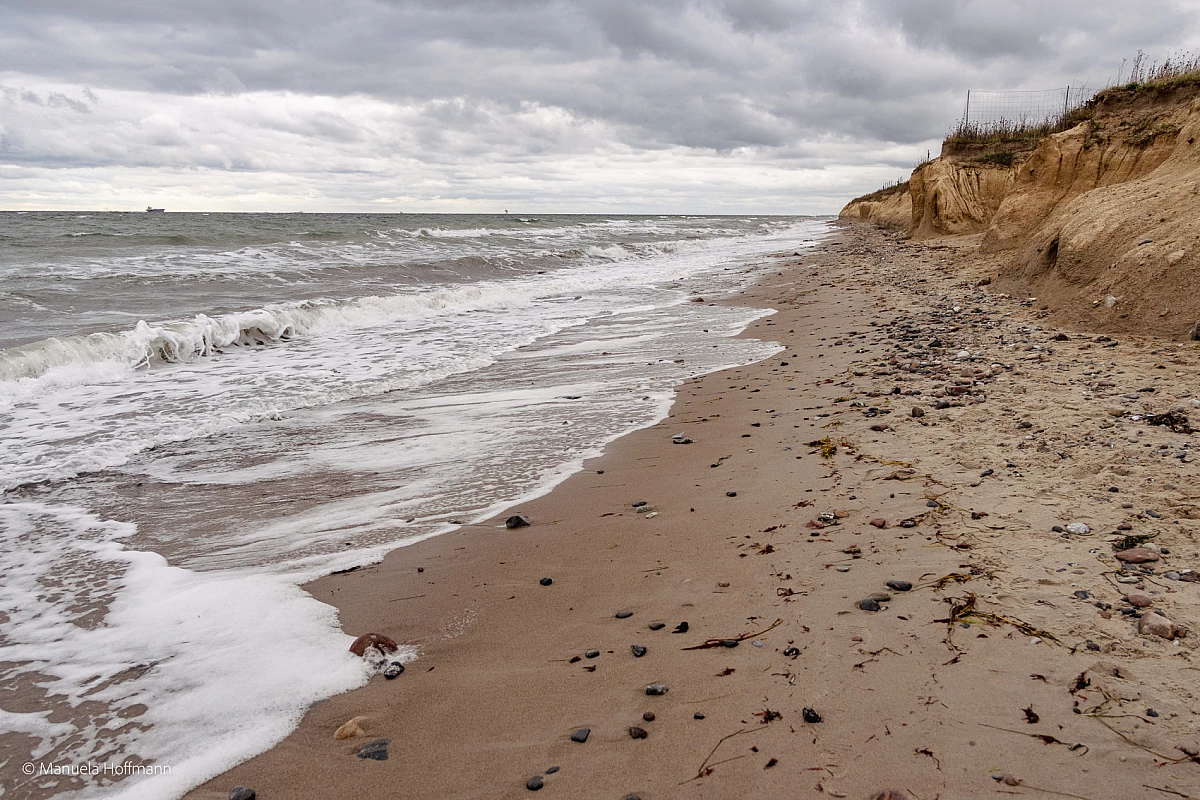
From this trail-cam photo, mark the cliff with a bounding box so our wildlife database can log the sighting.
[842,79,1200,339]
[838,182,912,230]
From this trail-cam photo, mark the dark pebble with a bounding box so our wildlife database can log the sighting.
[1108,486,1120,492]
[1073,590,1090,600]
[586,650,600,658]
[726,491,738,497]
[539,577,553,586]
[505,514,531,529]
[980,469,994,477]
[719,639,739,648]
[616,610,633,619]
[1147,708,1159,717]
[629,726,648,739]
[545,766,560,774]
[631,645,647,657]
[229,788,256,800]
[900,519,916,528]
[642,712,656,722]
[1085,641,1100,651]
[935,399,950,409]
[383,661,405,679]
[597,470,604,474]
[859,599,881,612]
[694,712,705,720]
[925,500,938,508]
[570,728,590,743]
[672,622,689,634]
[526,776,544,791]
[783,647,800,657]
[885,580,912,592]
[648,621,666,631]
[1052,525,1064,533]
[357,738,392,761]
[645,683,669,695]
[632,501,647,508]
[802,707,822,724]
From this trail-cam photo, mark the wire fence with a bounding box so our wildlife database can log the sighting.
[961,86,1096,127]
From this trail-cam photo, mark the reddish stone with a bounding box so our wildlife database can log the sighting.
[1126,594,1153,608]
[869,518,887,528]
[349,632,399,657]
[1115,547,1159,564]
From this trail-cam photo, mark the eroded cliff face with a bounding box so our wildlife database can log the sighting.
[908,159,1015,239]
[843,82,1200,339]
[994,90,1200,338]
[840,188,912,230]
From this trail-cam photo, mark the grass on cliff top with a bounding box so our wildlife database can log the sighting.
[847,179,909,205]
[944,102,1096,147]
[1107,50,1200,94]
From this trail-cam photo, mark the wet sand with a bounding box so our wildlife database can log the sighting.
[190,222,1199,800]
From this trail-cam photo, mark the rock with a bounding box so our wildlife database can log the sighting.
[1107,406,1127,418]
[570,728,591,743]
[1138,612,1182,639]
[642,711,655,721]
[783,647,800,657]
[539,577,553,586]
[648,621,666,631]
[718,639,739,648]
[910,407,925,418]
[869,518,887,528]
[802,707,822,723]
[229,788,256,800]
[349,633,398,657]
[629,726,648,739]
[356,738,391,761]
[836,565,851,572]
[631,645,647,657]
[1063,522,1091,536]
[1073,590,1090,600]
[1165,571,1182,581]
[726,491,738,497]
[334,716,367,740]
[886,580,913,592]
[545,766,560,774]
[615,610,633,619]
[526,775,544,791]
[672,622,688,634]
[505,514,531,529]
[900,519,917,528]
[935,399,951,409]
[645,683,669,695]
[1116,547,1159,564]
[859,599,881,612]
[1126,594,1153,608]
[383,661,405,679]
[585,650,600,659]
[694,712,705,720]
[867,592,892,602]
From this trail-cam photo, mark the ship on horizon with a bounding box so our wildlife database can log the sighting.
[145,206,165,213]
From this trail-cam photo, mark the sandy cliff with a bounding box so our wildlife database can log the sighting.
[844,81,1200,339]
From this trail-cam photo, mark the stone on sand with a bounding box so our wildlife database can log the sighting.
[334,716,368,740]
[349,633,398,657]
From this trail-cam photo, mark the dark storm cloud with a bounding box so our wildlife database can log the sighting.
[1,0,1199,210]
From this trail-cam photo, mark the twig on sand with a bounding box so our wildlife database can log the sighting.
[388,594,427,602]
[682,618,783,651]
[977,723,1087,754]
[1145,786,1194,799]
[680,727,764,784]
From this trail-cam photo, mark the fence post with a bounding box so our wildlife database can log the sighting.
[1064,86,1070,115]
[965,90,970,126]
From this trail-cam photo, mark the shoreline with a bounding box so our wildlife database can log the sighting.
[190,222,1199,800]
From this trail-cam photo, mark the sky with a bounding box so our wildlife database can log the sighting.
[2,0,1200,213]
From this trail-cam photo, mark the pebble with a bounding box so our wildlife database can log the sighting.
[886,580,913,592]
[632,501,647,507]
[1126,594,1153,608]
[642,712,655,722]
[648,621,666,631]
[859,599,881,612]
[694,712,705,720]
[802,707,822,723]
[615,610,633,619]
[837,565,851,572]
[585,650,600,659]
[900,519,917,528]
[334,717,367,740]
[539,577,553,586]
[383,661,405,679]
[672,622,689,634]
[726,491,738,497]
[546,766,560,774]
[1116,547,1159,564]
[869,518,888,528]
[631,645,647,658]
[505,515,531,529]
[1165,571,1182,580]
[1147,708,1159,717]
[783,647,800,657]
[645,683,669,695]
[1139,612,1184,640]
[349,632,399,657]
[526,776,544,791]
[1064,522,1091,535]
[356,738,391,761]
[570,728,591,743]
[629,726,648,739]
[229,788,256,800]
[719,639,739,648]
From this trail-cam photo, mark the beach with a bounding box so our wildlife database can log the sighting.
[187,222,1200,800]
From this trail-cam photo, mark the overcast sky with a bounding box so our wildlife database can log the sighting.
[2,0,1199,213]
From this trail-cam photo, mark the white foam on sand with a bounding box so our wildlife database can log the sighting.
[0,501,408,800]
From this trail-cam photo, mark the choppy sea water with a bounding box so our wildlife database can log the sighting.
[0,212,828,798]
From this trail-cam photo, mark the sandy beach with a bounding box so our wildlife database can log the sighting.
[190,222,1200,800]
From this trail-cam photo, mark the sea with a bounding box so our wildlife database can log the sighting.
[0,211,829,798]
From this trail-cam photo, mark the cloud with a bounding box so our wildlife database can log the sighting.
[2,0,1199,211]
